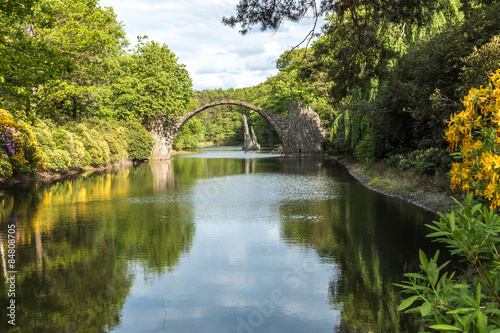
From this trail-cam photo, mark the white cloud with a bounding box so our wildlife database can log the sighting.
[99,0,323,90]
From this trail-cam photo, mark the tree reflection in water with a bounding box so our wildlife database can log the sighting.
[279,161,441,332]
[0,162,195,332]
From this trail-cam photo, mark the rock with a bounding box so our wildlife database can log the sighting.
[242,115,260,151]
[270,146,284,154]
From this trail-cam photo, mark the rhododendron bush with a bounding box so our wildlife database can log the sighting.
[445,69,500,209]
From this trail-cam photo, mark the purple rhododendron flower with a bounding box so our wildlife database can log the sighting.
[0,127,18,156]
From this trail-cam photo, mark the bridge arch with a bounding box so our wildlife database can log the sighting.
[148,100,326,158]
[177,99,286,137]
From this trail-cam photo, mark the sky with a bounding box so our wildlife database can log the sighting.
[98,0,323,91]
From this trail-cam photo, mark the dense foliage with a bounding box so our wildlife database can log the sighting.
[394,69,500,333]
[0,108,154,179]
[397,193,500,331]
[0,0,127,121]
[220,3,500,331]
[99,36,193,122]
[0,0,194,178]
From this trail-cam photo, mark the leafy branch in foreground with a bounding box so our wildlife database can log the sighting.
[396,193,500,332]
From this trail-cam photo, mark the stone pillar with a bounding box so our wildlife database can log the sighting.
[242,115,260,151]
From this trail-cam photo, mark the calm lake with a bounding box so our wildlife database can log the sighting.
[0,146,445,332]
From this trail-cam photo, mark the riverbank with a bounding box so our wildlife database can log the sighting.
[0,159,137,190]
[336,157,461,214]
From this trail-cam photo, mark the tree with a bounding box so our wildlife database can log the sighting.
[223,0,495,36]
[99,36,193,122]
[0,0,127,120]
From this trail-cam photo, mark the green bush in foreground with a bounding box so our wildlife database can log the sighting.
[396,193,500,332]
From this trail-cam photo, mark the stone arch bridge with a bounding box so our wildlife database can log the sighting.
[147,99,327,158]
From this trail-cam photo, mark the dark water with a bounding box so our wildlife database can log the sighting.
[0,146,444,332]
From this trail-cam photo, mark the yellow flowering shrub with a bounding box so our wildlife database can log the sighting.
[0,109,44,175]
[0,154,12,179]
[72,123,111,166]
[445,69,500,208]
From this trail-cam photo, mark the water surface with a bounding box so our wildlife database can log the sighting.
[0,147,442,332]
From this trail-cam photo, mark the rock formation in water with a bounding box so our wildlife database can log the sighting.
[242,114,260,151]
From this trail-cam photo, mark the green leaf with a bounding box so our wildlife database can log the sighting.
[420,302,432,317]
[397,295,420,311]
[428,324,462,331]
[452,229,463,241]
[427,231,450,238]
[450,284,469,289]
[419,250,429,270]
[427,260,439,287]
[475,282,481,305]
[475,311,487,333]
[404,307,422,314]
[471,203,482,216]
[432,250,440,262]
[449,212,456,231]
[445,307,475,314]
[437,260,450,272]
[403,273,425,279]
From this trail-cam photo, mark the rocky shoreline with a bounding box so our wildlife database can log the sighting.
[336,157,460,214]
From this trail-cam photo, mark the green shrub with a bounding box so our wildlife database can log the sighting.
[31,120,56,151]
[87,119,128,164]
[70,123,111,166]
[45,149,72,172]
[52,128,86,169]
[386,148,448,176]
[354,132,375,163]
[31,120,72,172]
[120,121,154,160]
[397,193,500,331]
[0,153,13,178]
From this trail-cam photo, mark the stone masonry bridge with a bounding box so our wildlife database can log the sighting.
[148,99,327,158]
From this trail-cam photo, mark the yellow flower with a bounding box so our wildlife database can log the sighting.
[447,69,500,206]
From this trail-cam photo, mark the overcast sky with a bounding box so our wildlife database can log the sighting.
[98,0,322,91]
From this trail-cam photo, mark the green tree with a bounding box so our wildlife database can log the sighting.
[0,0,127,121]
[99,36,193,122]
